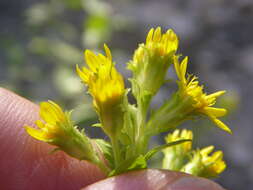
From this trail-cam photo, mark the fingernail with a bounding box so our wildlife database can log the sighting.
[163,177,225,190]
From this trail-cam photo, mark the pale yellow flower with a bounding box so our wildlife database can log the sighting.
[174,56,232,134]
[164,129,193,154]
[163,129,193,170]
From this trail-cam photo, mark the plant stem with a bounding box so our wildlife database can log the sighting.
[111,137,121,168]
[135,95,152,155]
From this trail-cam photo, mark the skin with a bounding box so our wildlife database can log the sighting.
[0,88,225,190]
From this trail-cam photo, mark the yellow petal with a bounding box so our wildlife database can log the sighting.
[35,120,45,129]
[85,50,100,72]
[104,44,112,61]
[180,57,188,82]
[204,107,227,117]
[146,28,154,44]
[39,102,58,124]
[206,91,226,100]
[153,27,161,42]
[174,56,181,79]
[25,126,48,142]
[200,146,214,156]
[210,117,232,134]
[76,65,90,83]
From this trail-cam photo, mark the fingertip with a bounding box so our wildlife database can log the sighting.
[83,169,186,190]
[0,88,105,189]
[82,169,225,190]
[0,88,39,152]
[164,176,225,190]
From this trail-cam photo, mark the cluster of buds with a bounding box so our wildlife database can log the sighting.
[163,129,226,178]
[24,27,231,178]
[128,27,178,97]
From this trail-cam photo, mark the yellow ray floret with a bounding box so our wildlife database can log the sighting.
[174,56,232,134]
[76,44,125,111]
[25,101,68,142]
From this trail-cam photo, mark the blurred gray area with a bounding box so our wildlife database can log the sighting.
[0,0,253,189]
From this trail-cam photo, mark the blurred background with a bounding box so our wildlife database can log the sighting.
[0,0,252,189]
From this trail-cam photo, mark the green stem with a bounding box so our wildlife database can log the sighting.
[111,137,121,168]
[147,94,193,136]
[135,95,152,155]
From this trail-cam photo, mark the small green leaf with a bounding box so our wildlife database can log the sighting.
[145,139,192,161]
[109,155,147,176]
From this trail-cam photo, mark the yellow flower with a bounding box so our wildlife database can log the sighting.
[174,56,232,134]
[163,129,193,170]
[128,27,178,96]
[25,101,96,161]
[182,146,226,178]
[76,44,125,136]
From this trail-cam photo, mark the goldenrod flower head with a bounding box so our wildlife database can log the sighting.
[129,27,179,96]
[162,129,193,170]
[182,146,226,178]
[25,101,96,161]
[133,27,178,64]
[76,44,125,136]
[174,56,232,134]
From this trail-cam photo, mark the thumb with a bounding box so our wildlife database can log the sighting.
[83,169,225,190]
[0,88,105,190]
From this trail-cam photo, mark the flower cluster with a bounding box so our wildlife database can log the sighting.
[163,129,226,178]
[24,27,231,178]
